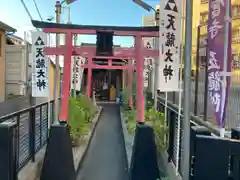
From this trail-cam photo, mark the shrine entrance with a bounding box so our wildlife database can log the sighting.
[32,21,159,122]
[91,68,123,101]
[32,20,160,122]
[31,19,160,180]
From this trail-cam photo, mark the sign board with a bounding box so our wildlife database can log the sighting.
[71,56,86,91]
[31,31,49,97]
[207,0,232,129]
[159,0,182,92]
[143,38,154,88]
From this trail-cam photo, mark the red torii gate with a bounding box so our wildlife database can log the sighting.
[32,20,161,180]
[32,20,159,123]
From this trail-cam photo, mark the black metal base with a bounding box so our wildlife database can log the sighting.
[194,135,229,180]
[40,123,76,180]
[130,123,160,180]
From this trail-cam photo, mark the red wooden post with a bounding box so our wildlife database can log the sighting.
[128,60,133,109]
[135,36,144,123]
[87,56,92,97]
[59,32,72,122]
[108,59,112,66]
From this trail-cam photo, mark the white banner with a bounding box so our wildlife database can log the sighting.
[143,38,154,88]
[143,37,154,49]
[31,31,49,97]
[143,69,149,88]
[159,0,182,92]
[71,56,86,91]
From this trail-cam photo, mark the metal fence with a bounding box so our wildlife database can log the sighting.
[0,100,54,171]
[157,95,240,179]
[160,67,240,130]
[157,96,224,174]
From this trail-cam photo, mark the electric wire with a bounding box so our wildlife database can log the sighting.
[32,0,43,21]
[20,0,33,21]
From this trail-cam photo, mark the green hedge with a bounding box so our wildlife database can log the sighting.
[68,94,97,146]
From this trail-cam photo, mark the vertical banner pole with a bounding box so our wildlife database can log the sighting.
[47,33,51,129]
[220,0,231,137]
[164,92,168,145]
[164,93,168,122]
[54,1,61,123]
[194,25,201,115]
[182,0,193,177]
[176,2,185,174]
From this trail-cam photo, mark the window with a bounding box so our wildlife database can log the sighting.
[232,27,240,44]
[232,4,240,19]
[200,12,208,25]
[201,0,208,4]
[232,54,240,69]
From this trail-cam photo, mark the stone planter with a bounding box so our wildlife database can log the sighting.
[119,108,134,170]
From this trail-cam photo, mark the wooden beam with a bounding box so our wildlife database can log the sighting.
[44,46,160,57]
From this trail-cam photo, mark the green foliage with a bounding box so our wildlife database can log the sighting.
[76,94,97,122]
[68,95,97,146]
[122,88,130,109]
[123,109,137,134]
[123,106,168,152]
[145,107,168,152]
[123,106,169,179]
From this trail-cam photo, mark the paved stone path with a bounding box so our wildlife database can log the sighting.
[77,104,129,180]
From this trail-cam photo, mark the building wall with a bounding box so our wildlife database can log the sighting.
[198,0,240,70]
[0,29,5,102]
[49,62,61,100]
[49,62,55,100]
[5,45,28,96]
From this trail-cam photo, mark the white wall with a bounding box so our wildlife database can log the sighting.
[5,45,28,96]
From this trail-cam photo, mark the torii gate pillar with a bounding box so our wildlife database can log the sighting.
[135,35,144,123]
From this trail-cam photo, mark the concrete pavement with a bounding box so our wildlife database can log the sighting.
[76,104,129,180]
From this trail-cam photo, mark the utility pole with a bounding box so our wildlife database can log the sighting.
[53,1,61,123]
[182,0,193,178]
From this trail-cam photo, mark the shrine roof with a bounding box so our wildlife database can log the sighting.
[31,20,159,32]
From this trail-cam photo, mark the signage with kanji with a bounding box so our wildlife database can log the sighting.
[71,56,86,91]
[159,0,182,91]
[143,38,154,88]
[31,31,49,97]
[207,0,232,129]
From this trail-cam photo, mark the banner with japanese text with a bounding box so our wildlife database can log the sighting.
[31,31,49,97]
[207,0,232,128]
[159,0,182,92]
[143,37,154,88]
[71,56,86,91]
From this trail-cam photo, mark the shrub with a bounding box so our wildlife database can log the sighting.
[124,106,168,151]
[68,95,97,146]
[76,94,97,122]
[124,109,137,134]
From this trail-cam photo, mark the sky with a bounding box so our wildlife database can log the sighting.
[0,0,159,47]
